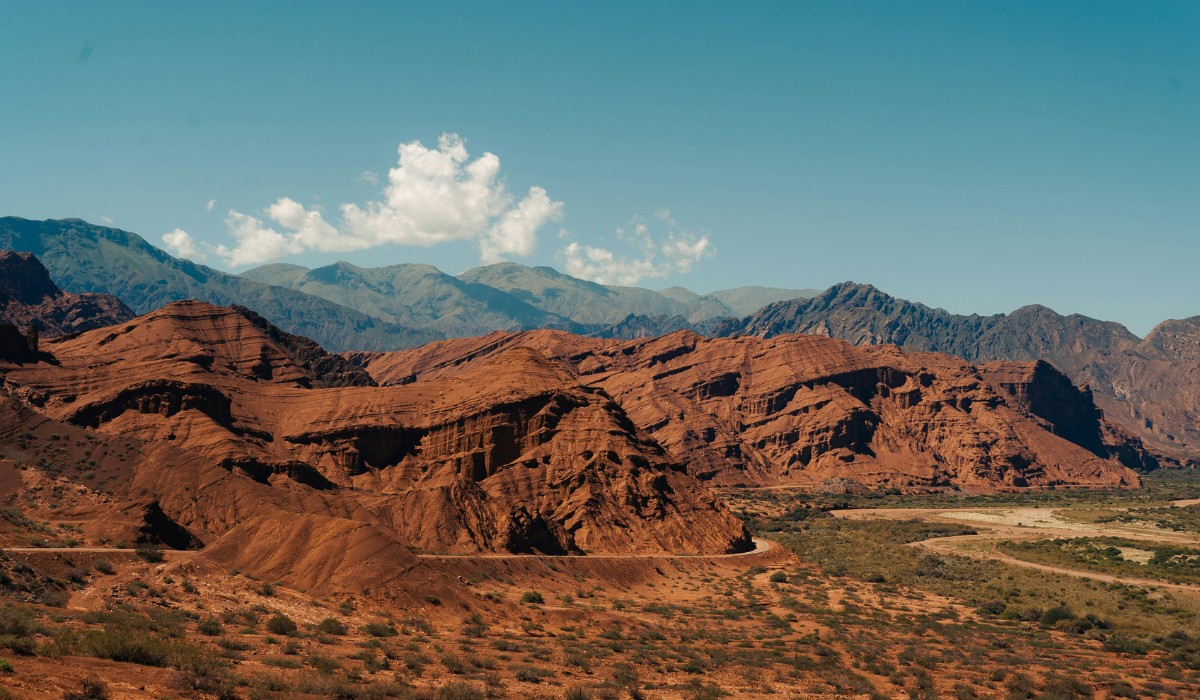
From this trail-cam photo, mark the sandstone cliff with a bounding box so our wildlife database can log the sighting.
[350,330,1141,493]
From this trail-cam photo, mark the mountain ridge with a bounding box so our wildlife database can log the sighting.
[724,282,1197,462]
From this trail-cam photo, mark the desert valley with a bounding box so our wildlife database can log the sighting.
[3,4,1197,698]
[0,220,1196,699]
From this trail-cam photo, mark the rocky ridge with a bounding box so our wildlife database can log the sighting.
[349,330,1142,493]
[0,250,133,340]
[724,282,1199,463]
[0,300,751,561]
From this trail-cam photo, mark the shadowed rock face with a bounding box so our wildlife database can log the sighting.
[0,301,751,556]
[0,250,133,338]
[351,330,1142,494]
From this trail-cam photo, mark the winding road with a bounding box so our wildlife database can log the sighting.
[831,502,1200,594]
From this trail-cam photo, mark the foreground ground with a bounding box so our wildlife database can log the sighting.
[2,473,1200,698]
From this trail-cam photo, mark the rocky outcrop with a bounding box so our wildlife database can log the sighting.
[724,282,1182,463]
[232,305,376,388]
[0,324,37,362]
[354,330,1141,493]
[0,250,133,336]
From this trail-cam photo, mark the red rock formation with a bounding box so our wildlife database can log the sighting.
[0,301,750,556]
[351,330,1141,493]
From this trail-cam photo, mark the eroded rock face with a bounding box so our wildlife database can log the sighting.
[722,282,1189,464]
[0,302,750,556]
[353,330,1141,493]
[0,250,133,337]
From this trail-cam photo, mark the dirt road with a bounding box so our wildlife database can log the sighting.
[417,537,775,560]
[831,506,1200,594]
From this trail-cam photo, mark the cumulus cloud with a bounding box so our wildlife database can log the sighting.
[209,133,563,267]
[558,212,714,286]
[213,210,303,267]
[162,228,208,262]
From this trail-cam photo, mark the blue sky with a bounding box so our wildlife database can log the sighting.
[0,1,1195,335]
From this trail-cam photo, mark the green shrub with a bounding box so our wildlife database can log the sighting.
[135,544,165,563]
[197,618,222,636]
[514,665,553,683]
[315,617,348,635]
[77,627,174,666]
[308,654,340,674]
[93,559,114,575]
[1039,605,1076,627]
[265,615,298,636]
[363,622,397,637]
[520,591,545,605]
[768,571,788,583]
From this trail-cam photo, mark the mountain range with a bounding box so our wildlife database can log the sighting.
[719,282,1200,464]
[0,216,1195,465]
[0,251,1143,594]
[0,217,815,348]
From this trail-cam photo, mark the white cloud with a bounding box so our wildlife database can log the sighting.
[356,170,379,186]
[212,133,564,267]
[214,210,303,267]
[162,228,208,262]
[205,199,216,213]
[560,242,661,286]
[480,186,564,263]
[99,216,114,225]
[558,214,714,286]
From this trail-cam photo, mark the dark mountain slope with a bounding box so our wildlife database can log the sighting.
[0,249,133,336]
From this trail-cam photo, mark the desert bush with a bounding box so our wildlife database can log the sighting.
[520,591,545,605]
[198,618,222,636]
[316,617,348,635]
[39,589,69,607]
[437,681,486,700]
[63,676,109,700]
[363,621,397,637]
[135,543,165,563]
[265,614,298,636]
[1039,605,1076,627]
[93,558,114,575]
[308,653,340,674]
[0,604,36,656]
